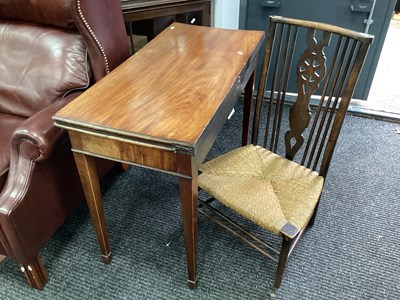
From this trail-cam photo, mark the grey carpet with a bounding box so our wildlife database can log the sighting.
[0,101,399,300]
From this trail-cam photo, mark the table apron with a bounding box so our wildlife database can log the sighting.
[68,130,193,179]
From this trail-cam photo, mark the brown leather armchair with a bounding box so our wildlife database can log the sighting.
[0,0,129,290]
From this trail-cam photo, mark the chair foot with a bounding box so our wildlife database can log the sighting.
[20,256,49,290]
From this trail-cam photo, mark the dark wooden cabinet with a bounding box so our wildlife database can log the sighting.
[121,0,213,53]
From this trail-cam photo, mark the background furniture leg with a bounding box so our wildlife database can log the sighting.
[242,71,256,146]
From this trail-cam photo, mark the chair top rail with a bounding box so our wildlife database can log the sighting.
[270,15,374,44]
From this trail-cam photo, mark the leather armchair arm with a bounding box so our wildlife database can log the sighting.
[11,92,82,162]
[0,92,84,262]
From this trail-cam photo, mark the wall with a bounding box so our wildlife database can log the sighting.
[213,0,240,29]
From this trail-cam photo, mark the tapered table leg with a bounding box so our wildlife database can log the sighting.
[178,156,198,289]
[73,152,112,264]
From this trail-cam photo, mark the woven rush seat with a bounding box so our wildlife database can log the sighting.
[198,144,324,236]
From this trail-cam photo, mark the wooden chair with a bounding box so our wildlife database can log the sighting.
[198,16,374,288]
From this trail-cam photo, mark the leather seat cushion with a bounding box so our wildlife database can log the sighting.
[0,19,90,117]
[0,113,26,190]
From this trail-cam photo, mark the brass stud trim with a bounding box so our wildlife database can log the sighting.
[77,0,110,73]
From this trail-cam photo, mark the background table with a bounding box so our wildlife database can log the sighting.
[121,0,213,53]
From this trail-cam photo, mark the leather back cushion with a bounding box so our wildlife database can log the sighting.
[0,0,74,29]
[0,20,90,117]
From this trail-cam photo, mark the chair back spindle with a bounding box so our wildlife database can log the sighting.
[252,16,373,178]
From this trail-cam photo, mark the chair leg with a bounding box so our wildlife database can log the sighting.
[274,238,291,288]
[308,211,317,228]
[308,205,320,229]
[308,197,322,228]
[20,255,49,290]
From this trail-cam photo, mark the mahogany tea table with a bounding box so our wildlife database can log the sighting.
[54,23,264,288]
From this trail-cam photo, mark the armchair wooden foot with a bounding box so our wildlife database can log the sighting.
[20,256,49,290]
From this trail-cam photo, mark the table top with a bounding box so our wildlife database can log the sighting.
[54,23,264,155]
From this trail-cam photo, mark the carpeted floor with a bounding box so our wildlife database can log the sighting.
[0,101,399,300]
